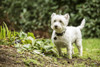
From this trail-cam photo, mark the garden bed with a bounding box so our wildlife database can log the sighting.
[0,44,100,67]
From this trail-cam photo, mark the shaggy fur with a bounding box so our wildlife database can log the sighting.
[51,13,85,59]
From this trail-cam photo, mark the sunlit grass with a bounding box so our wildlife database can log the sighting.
[62,38,100,61]
[82,38,100,61]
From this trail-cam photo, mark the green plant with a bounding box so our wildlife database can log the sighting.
[1,0,58,32]
[15,37,58,57]
[0,23,58,56]
[1,1,100,63]
[0,22,18,45]
[1,0,100,38]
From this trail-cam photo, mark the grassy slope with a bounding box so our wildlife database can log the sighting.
[0,39,100,67]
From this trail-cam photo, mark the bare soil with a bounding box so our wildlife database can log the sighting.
[0,45,100,67]
[0,45,26,67]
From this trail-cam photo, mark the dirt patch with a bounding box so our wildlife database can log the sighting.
[0,45,100,67]
[57,56,100,67]
[0,45,67,67]
[0,45,26,67]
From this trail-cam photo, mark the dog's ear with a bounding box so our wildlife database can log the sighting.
[64,13,70,25]
[51,13,56,18]
[64,13,70,20]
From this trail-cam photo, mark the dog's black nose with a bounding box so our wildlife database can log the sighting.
[54,37,57,40]
[55,25,58,29]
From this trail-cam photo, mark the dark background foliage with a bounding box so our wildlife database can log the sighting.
[0,0,100,38]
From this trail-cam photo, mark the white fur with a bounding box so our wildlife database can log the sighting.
[51,13,85,59]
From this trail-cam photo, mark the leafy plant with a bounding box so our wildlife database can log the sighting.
[0,22,18,45]
[0,23,58,56]
[15,38,58,57]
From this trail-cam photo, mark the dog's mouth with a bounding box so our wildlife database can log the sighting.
[51,25,62,31]
[53,26,63,32]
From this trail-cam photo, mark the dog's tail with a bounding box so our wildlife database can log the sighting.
[77,19,85,30]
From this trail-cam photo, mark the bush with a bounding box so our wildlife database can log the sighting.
[0,0,100,38]
[1,0,58,32]
[0,23,58,56]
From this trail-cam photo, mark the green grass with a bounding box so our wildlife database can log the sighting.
[61,38,100,66]
[62,38,100,61]
[82,38,100,61]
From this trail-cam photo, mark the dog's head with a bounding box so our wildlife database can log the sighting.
[51,13,70,33]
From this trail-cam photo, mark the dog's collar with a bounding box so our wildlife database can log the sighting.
[55,29,66,36]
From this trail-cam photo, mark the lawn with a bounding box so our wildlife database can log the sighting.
[82,39,100,61]
[69,38,100,61]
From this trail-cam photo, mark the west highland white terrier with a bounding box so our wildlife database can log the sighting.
[51,13,85,59]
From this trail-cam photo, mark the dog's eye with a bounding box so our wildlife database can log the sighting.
[54,20,56,22]
[59,20,62,23]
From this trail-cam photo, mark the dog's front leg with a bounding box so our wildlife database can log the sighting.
[56,45,62,56]
[67,43,72,59]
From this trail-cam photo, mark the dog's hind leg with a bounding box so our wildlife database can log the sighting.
[76,39,83,56]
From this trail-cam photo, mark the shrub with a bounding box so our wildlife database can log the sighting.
[0,0,100,38]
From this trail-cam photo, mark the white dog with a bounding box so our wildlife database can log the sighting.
[51,13,85,59]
